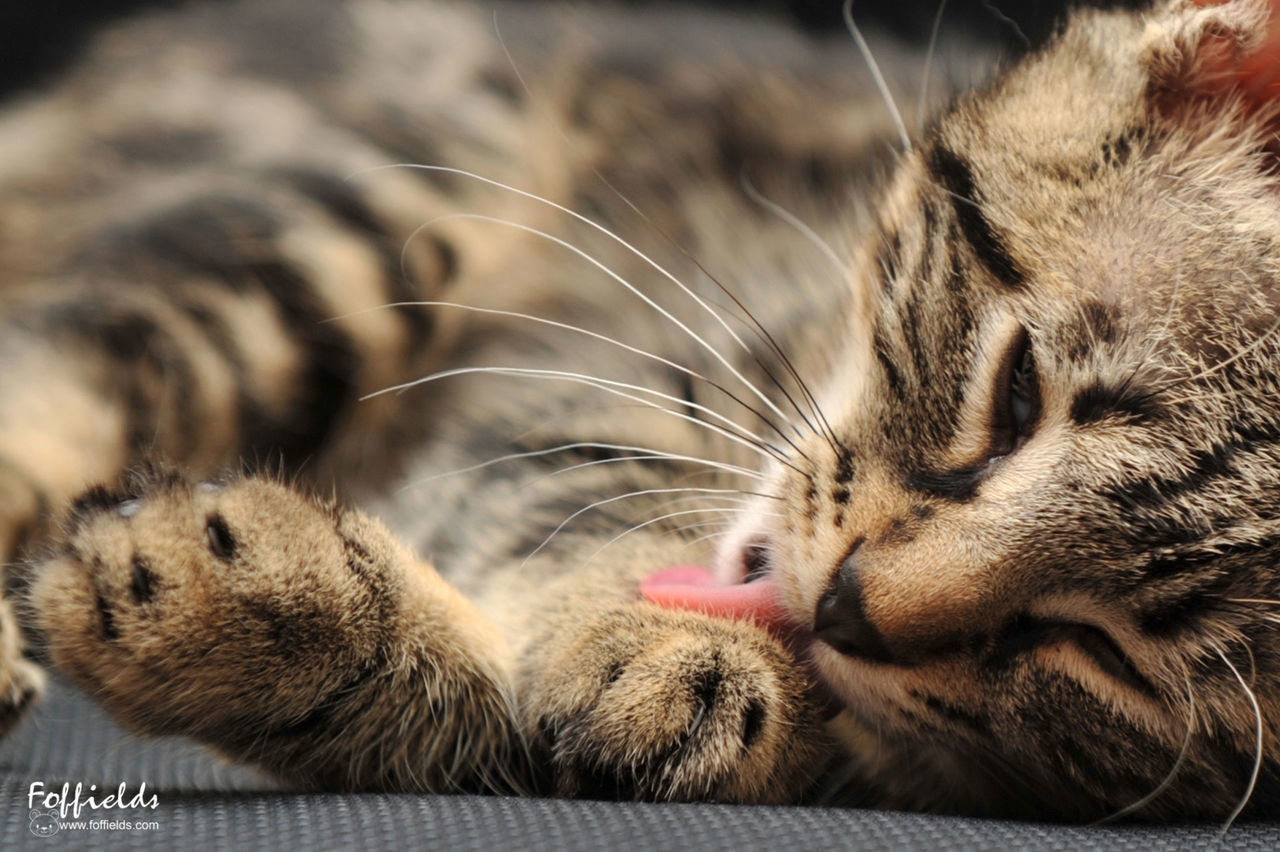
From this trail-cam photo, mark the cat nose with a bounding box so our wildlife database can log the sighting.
[813,547,894,663]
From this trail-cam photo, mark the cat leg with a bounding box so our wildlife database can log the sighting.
[0,175,454,737]
[28,468,525,793]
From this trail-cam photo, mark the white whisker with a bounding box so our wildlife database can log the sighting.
[522,487,751,563]
[366,365,804,472]
[843,0,911,153]
[665,519,734,537]
[350,169,801,432]
[644,492,772,514]
[402,441,759,491]
[1213,644,1264,835]
[981,0,1030,49]
[523,454,762,488]
[916,0,948,131]
[335,299,797,446]
[484,15,833,446]
[679,529,733,551]
[585,506,782,565]
[739,176,844,273]
[1098,669,1196,822]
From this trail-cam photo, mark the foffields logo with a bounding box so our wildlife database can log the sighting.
[26,781,160,838]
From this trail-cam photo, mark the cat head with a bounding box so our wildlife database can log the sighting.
[727,0,1280,819]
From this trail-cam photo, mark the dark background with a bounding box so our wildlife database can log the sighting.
[0,1,1150,97]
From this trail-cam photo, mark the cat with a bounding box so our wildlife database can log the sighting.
[2,0,1280,823]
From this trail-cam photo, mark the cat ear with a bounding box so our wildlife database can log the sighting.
[1142,0,1280,115]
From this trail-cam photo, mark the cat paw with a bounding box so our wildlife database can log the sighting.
[28,466,521,791]
[0,597,44,739]
[528,605,829,803]
[29,467,399,737]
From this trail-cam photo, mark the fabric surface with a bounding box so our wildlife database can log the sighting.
[2,679,1278,850]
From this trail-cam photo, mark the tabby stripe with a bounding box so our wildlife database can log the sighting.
[1139,532,1280,583]
[1080,300,1119,344]
[1070,379,1162,426]
[52,305,199,457]
[283,169,439,355]
[872,328,906,399]
[238,258,361,467]
[1137,591,1206,636]
[129,555,158,605]
[876,229,901,296]
[1137,546,1217,581]
[92,573,119,642]
[919,198,939,277]
[477,66,523,106]
[674,368,700,422]
[944,308,976,409]
[902,295,929,382]
[174,299,266,461]
[1110,414,1280,513]
[1106,441,1236,513]
[927,145,1025,289]
[100,195,363,466]
[835,450,855,484]
[1136,573,1234,636]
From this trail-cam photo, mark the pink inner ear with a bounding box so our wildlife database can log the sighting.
[1195,0,1280,107]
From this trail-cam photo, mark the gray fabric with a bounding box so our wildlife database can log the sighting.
[3,679,1279,850]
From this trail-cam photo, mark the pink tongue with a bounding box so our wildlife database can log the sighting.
[645,566,841,720]
[641,566,791,634]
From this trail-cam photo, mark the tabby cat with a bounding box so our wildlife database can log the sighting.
[1,0,1279,822]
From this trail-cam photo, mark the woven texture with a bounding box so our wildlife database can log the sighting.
[3,679,1279,850]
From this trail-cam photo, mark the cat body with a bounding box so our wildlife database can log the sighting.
[2,0,1280,821]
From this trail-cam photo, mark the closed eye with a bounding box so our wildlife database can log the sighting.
[990,615,1153,695]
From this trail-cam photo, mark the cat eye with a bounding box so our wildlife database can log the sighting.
[989,327,1040,460]
[206,514,237,561]
[1010,343,1037,433]
[991,616,1152,695]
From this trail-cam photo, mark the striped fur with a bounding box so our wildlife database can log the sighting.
[5,0,1280,820]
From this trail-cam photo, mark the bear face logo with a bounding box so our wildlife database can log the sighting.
[29,809,59,837]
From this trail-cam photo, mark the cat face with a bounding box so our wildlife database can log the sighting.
[723,0,1280,819]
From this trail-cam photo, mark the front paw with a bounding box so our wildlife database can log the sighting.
[28,467,520,791]
[528,605,828,803]
[29,468,399,736]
